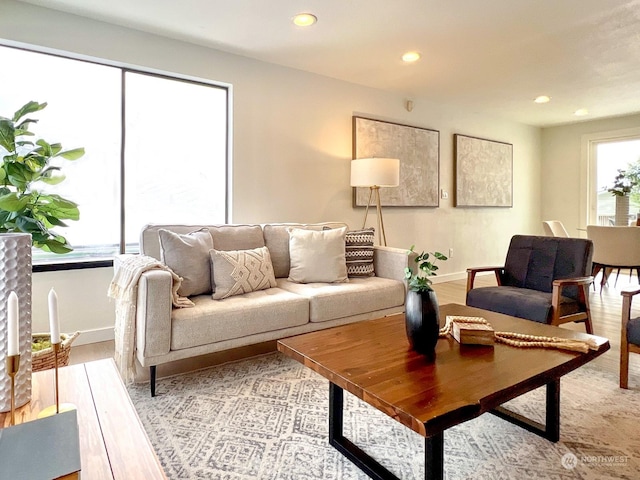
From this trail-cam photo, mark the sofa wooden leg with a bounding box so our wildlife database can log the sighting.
[150,365,157,397]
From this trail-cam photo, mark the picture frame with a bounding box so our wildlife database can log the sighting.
[454,134,513,207]
[353,116,440,207]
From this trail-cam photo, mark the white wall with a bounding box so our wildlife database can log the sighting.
[541,113,640,236]
[1,0,542,343]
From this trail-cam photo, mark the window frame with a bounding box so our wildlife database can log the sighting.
[580,127,640,229]
[0,42,232,272]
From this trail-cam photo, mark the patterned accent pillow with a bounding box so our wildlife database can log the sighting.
[210,246,277,300]
[345,228,375,277]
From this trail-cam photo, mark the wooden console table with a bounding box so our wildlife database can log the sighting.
[0,359,166,480]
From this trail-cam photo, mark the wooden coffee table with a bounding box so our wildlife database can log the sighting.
[277,303,610,480]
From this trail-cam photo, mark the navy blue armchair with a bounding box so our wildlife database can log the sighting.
[466,235,594,333]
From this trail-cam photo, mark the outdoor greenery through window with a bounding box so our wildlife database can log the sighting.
[596,139,640,225]
[0,45,228,266]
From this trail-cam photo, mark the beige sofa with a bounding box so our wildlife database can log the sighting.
[121,223,412,395]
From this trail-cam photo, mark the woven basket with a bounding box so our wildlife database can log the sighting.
[32,332,80,372]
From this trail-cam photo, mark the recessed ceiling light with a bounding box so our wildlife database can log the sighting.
[293,13,317,27]
[402,51,421,63]
[574,108,589,117]
[534,95,551,104]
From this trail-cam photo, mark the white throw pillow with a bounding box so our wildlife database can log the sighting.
[158,228,213,296]
[210,246,277,300]
[288,226,348,283]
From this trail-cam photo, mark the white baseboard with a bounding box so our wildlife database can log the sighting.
[430,271,468,284]
[73,327,114,346]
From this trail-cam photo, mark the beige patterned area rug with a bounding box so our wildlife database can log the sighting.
[128,353,640,480]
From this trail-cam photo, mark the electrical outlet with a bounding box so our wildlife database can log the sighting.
[449,248,454,258]
[441,189,449,199]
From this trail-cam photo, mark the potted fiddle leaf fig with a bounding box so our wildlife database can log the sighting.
[0,101,85,253]
[404,245,448,359]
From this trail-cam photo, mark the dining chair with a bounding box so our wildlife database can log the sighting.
[542,220,569,237]
[466,235,594,333]
[586,226,640,289]
[620,287,640,388]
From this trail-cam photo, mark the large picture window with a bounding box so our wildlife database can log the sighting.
[0,45,229,266]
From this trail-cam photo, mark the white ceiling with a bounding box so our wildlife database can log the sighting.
[20,0,640,126]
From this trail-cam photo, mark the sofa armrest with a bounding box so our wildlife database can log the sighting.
[135,269,173,360]
[373,246,416,285]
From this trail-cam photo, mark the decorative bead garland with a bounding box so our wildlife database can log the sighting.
[439,316,598,353]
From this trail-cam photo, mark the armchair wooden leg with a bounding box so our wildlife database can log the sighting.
[620,342,629,389]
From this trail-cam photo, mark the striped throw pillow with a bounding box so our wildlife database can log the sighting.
[345,228,375,277]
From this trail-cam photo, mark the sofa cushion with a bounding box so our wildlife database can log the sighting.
[466,286,579,324]
[209,224,265,251]
[263,223,349,278]
[277,277,404,323]
[210,246,277,300]
[158,228,213,296]
[170,288,309,350]
[345,228,375,277]
[288,226,348,283]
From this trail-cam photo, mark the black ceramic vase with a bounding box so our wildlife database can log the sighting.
[405,289,440,358]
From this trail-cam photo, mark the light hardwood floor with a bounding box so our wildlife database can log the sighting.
[69,273,640,386]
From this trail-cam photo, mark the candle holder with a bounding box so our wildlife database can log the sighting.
[6,354,20,426]
[37,343,75,418]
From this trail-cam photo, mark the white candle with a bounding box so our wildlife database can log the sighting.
[48,288,61,345]
[7,291,19,356]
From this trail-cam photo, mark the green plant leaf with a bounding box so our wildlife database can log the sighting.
[13,128,34,137]
[15,215,46,234]
[0,192,29,212]
[15,118,38,130]
[12,101,46,123]
[44,215,68,227]
[0,168,5,182]
[6,162,33,189]
[40,175,66,185]
[57,147,85,160]
[36,139,52,157]
[36,193,80,220]
[0,118,16,152]
[39,237,73,254]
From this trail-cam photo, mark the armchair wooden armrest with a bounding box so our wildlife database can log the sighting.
[620,286,640,388]
[621,286,640,299]
[551,276,594,333]
[552,276,594,287]
[466,266,504,293]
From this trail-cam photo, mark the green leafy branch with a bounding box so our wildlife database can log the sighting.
[0,101,85,253]
[404,245,448,293]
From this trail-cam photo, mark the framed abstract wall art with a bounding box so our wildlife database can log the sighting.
[353,116,440,207]
[454,134,513,207]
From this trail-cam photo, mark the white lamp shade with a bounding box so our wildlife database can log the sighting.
[350,157,400,187]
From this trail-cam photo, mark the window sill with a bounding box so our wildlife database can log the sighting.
[33,259,114,273]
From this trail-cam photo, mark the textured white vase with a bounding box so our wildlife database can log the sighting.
[615,195,630,226]
[0,233,32,412]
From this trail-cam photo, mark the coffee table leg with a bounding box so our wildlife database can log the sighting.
[490,379,560,442]
[329,382,444,480]
[425,433,444,480]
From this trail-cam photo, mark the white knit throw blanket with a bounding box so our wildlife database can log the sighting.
[107,255,194,384]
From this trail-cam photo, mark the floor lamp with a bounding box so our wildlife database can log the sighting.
[350,157,400,246]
